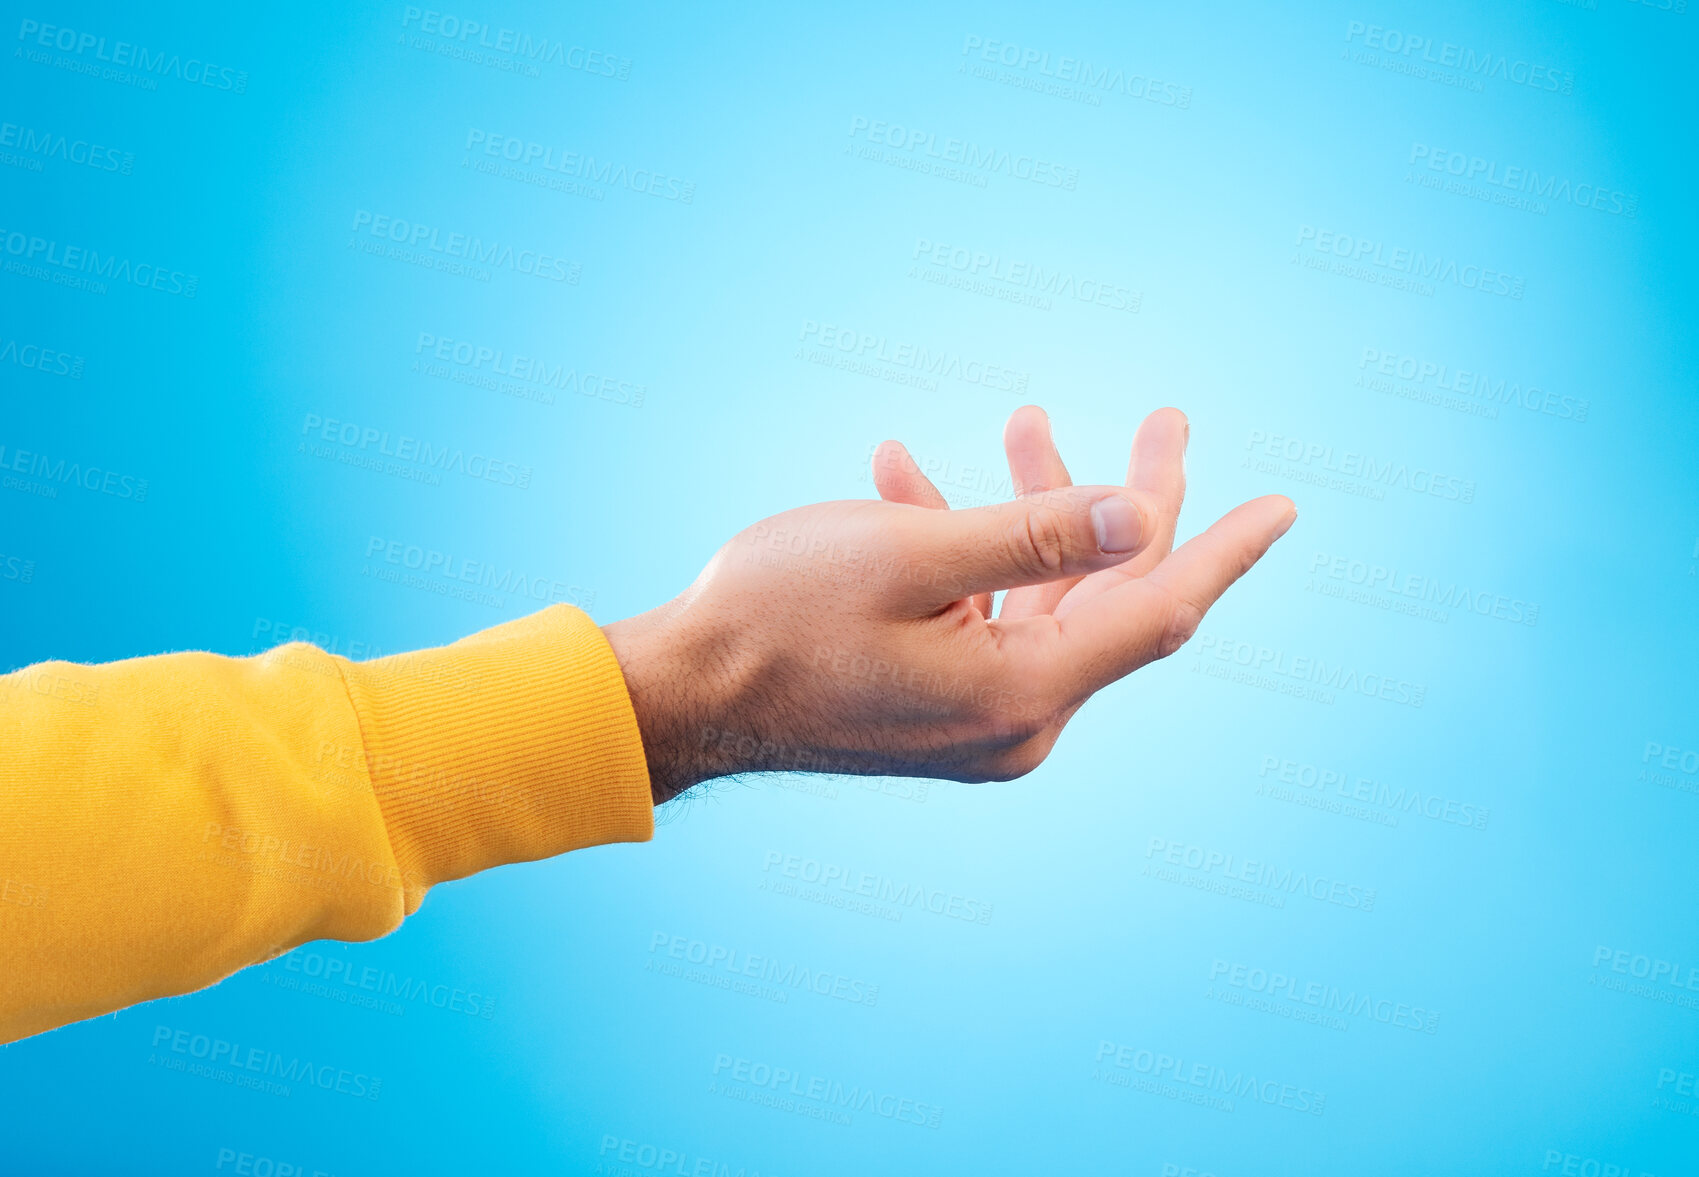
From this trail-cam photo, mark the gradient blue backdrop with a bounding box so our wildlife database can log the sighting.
[2,1,1697,1173]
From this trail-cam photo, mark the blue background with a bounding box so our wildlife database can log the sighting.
[3,1,1697,1174]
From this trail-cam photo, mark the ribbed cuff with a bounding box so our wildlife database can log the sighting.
[338,604,654,911]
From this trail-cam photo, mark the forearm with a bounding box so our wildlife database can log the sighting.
[0,643,400,1044]
[0,604,653,1044]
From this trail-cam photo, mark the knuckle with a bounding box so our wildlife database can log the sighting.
[1157,596,1206,660]
[1021,695,1062,738]
[992,710,1049,748]
[973,658,1058,742]
[1007,508,1070,579]
[969,692,1042,747]
[981,742,1049,782]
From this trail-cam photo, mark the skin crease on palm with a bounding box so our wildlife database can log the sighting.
[601,406,1298,805]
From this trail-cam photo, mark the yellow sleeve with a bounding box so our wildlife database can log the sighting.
[0,603,654,1044]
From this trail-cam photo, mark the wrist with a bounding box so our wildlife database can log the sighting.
[600,600,754,805]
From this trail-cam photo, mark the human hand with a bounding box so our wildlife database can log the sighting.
[601,406,1295,804]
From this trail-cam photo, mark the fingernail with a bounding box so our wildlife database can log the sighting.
[1273,508,1298,540]
[1091,494,1145,553]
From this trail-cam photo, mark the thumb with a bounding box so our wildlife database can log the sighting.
[889,486,1156,612]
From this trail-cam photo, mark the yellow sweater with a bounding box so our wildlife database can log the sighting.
[0,604,654,1044]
